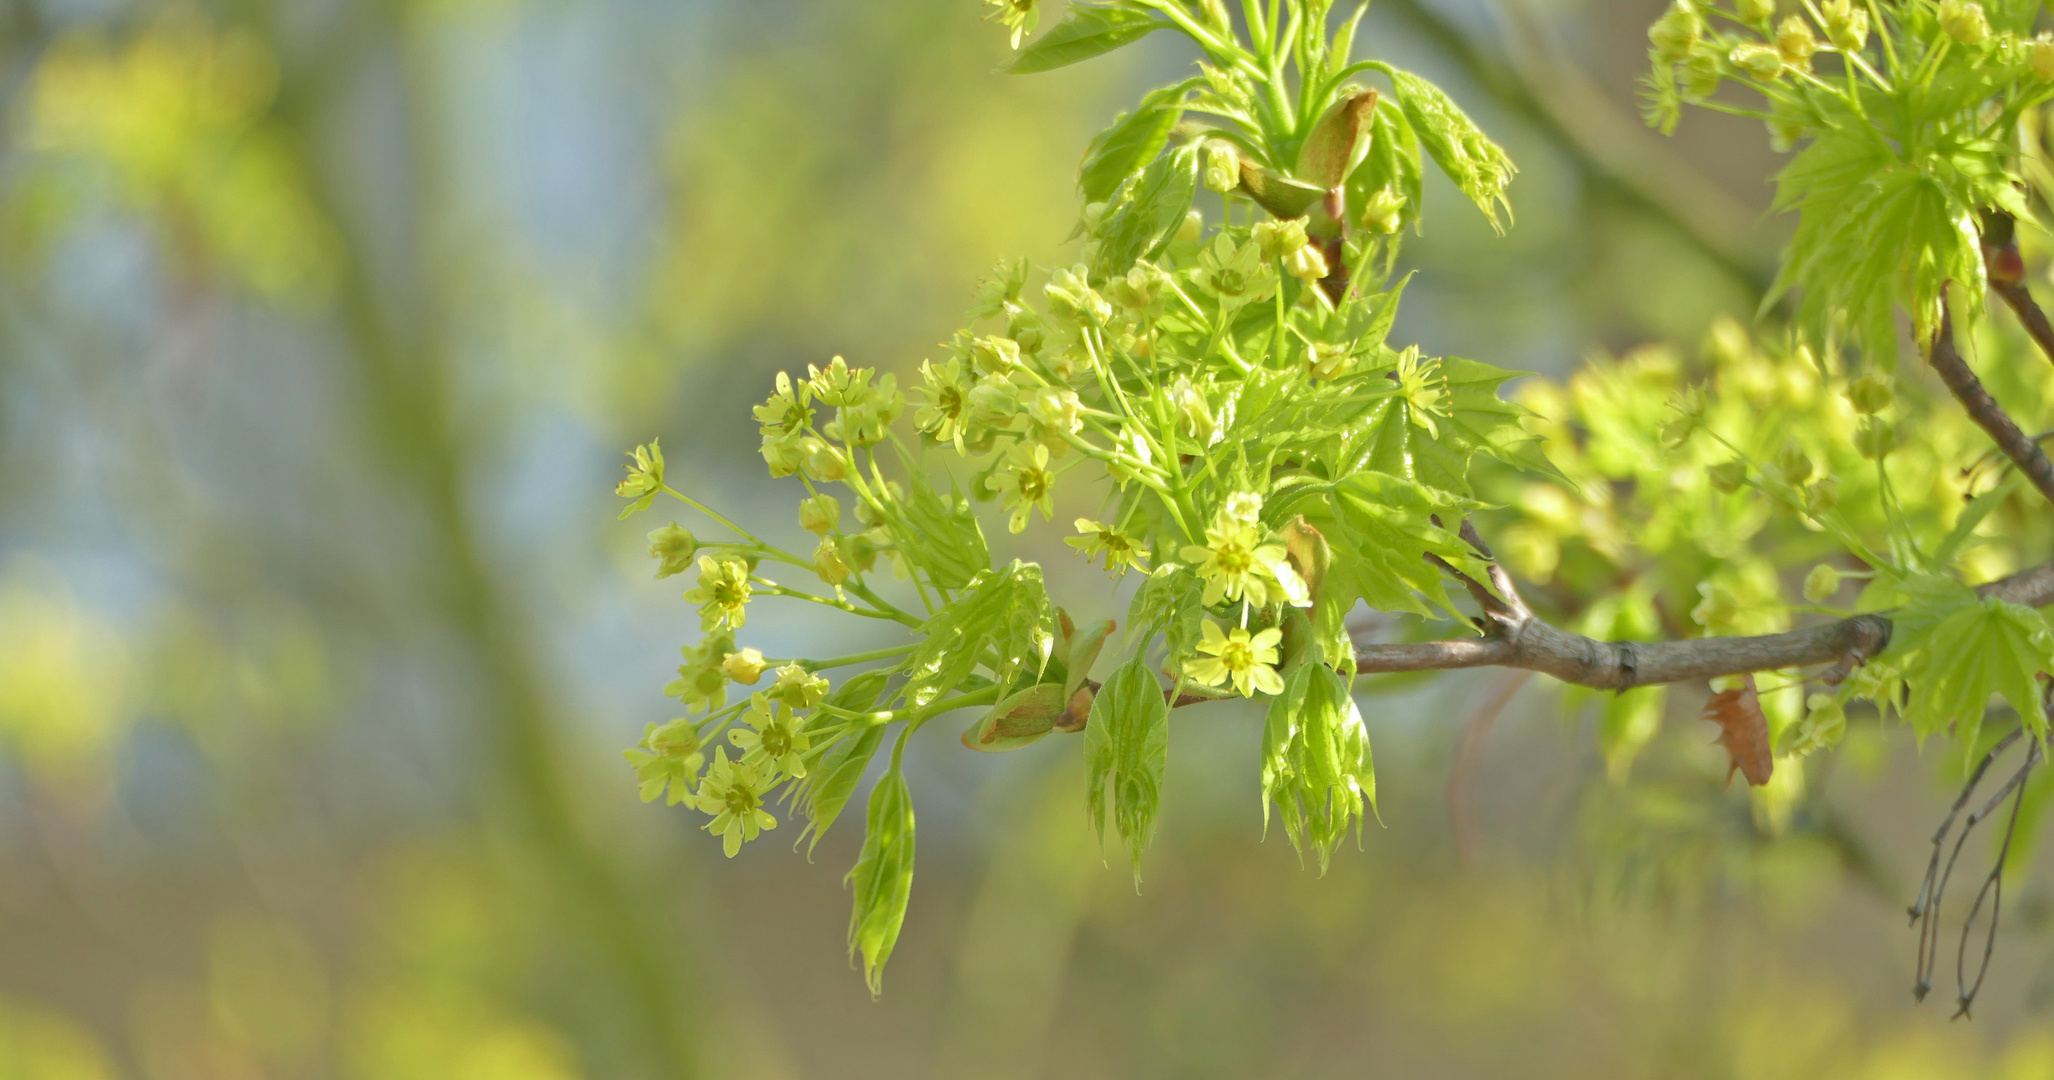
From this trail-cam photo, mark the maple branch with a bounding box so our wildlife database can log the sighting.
[1929,300,2054,509]
[1354,527,2054,690]
[1980,212,2054,374]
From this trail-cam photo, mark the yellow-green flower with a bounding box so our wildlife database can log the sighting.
[665,631,734,711]
[767,662,831,710]
[984,0,1039,48]
[693,748,778,857]
[729,695,813,780]
[914,358,972,451]
[616,439,664,518]
[647,522,697,578]
[1067,518,1144,576]
[1197,234,1276,307]
[1180,510,1295,608]
[1185,622,1285,697]
[684,556,752,632]
[1000,442,1057,534]
[753,371,812,438]
[622,717,705,805]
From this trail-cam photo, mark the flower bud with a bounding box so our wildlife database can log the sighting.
[1731,42,1784,80]
[1736,0,1773,21]
[1708,459,1748,493]
[1203,140,1240,193]
[1940,1,1989,43]
[1803,563,1841,603]
[1045,266,1112,326]
[1361,187,1405,234]
[856,481,902,528]
[1169,376,1216,443]
[1682,46,1722,100]
[814,536,851,586]
[1252,216,1311,260]
[1855,417,1896,460]
[2033,33,2054,82]
[967,372,1022,428]
[1027,387,1084,435]
[1283,243,1329,282]
[971,335,1022,375]
[1776,15,1818,68]
[800,437,849,483]
[1847,372,1892,414]
[761,431,805,478]
[1820,0,1868,50]
[1107,261,1167,310]
[723,647,769,685]
[1177,209,1205,244]
[648,522,698,578]
[1805,475,1839,515]
[845,531,879,573]
[799,493,840,535]
[1774,441,1814,484]
[1649,3,1703,62]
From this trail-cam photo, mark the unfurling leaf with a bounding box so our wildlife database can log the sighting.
[1700,675,1773,787]
[1380,65,1515,231]
[962,682,1067,752]
[1078,84,1190,203]
[1091,143,1200,277]
[1006,4,1167,74]
[890,451,989,590]
[900,560,1053,707]
[846,745,916,997]
[1261,663,1376,872]
[1083,653,1170,882]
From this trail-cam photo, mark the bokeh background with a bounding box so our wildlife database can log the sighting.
[7,0,2054,1076]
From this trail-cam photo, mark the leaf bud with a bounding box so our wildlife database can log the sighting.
[1708,459,1748,493]
[1820,0,1868,50]
[648,522,698,578]
[2033,33,2054,82]
[723,647,769,685]
[1731,42,1784,80]
[1939,0,1989,44]
[1735,0,1773,22]
[1775,15,1818,68]
[799,493,841,535]
[1846,372,1892,414]
[1202,140,1240,193]
[814,536,851,586]
[1649,3,1703,62]
[1855,417,1896,460]
[1774,441,1814,484]
[1803,564,1841,603]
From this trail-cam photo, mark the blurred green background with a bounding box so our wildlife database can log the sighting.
[5,0,2054,1076]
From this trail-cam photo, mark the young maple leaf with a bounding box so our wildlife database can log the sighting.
[1700,675,1773,788]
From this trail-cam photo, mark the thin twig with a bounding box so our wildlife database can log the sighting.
[1911,727,2022,1001]
[1447,668,1532,866]
[1928,300,2054,509]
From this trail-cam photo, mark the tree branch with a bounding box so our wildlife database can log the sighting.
[1928,300,2054,509]
[1354,539,2054,691]
[1979,212,2054,373]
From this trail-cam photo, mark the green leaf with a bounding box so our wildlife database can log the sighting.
[795,723,885,856]
[1127,563,1203,664]
[901,560,1054,708]
[1261,663,1375,872]
[1091,142,1199,278]
[961,682,1067,752]
[1006,5,1166,74]
[1061,617,1116,703]
[1312,471,1474,619]
[846,742,916,997]
[1083,653,1170,881]
[892,461,990,591]
[1381,65,1515,232]
[1343,353,1555,496]
[1898,596,2054,751]
[1078,84,1189,203]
